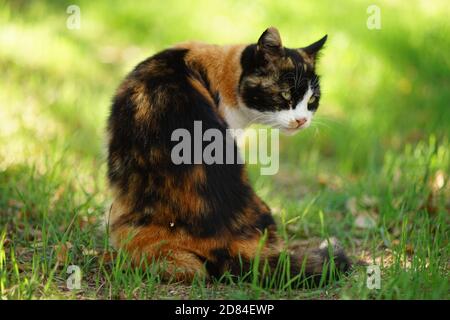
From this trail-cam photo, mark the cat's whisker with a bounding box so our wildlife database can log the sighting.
[313,115,344,126]
[310,121,330,130]
[248,113,273,124]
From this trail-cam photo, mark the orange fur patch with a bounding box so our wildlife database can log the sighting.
[180,42,245,107]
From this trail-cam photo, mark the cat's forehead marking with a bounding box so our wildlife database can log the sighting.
[297,49,314,67]
[278,56,295,70]
[245,75,276,88]
[281,49,312,75]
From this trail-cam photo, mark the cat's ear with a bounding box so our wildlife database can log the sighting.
[257,27,284,61]
[299,35,327,65]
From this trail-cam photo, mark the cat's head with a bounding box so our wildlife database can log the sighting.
[238,27,327,135]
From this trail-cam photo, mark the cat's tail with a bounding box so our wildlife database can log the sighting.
[286,238,352,286]
[231,237,352,287]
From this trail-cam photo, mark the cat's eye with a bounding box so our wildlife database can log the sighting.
[281,91,291,100]
[308,96,316,104]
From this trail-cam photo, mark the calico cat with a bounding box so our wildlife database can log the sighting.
[106,27,350,283]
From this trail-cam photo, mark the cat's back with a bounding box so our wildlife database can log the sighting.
[109,42,224,125]
[106,42,231,191]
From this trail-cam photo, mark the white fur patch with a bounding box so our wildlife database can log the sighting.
[222,106,250,130]
[272,86,314,135]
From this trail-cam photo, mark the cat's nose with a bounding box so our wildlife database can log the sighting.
[294,118,307,128]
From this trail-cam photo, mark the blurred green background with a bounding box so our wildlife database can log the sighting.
[1,0,448,175]
[0,0,449,299]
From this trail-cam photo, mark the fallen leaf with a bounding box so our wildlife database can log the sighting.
[354,213,377,229]
[405,244,414,255]
[99,251,116,264]
[391,240,414,255]
[346,197,358,216]
[82,247,98,256]
[78,215,98,230]
[50,185,65,209]
[17,263,28,273]
[391,197,403,210]
[317,174,329,187]
[25,229,42,241]
[1,238,11,248]
[361,195,378,208]
[8,199,24,209]
[31,241,44,249]
[16,222,26,230]
[421,193,438,215]
[317,173,343,190]
[15,246,29,256]
[16,211,28,220]
[54,242,72,263]
[432,170,445,192]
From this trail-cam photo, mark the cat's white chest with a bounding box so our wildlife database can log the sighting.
[221,105,250,130]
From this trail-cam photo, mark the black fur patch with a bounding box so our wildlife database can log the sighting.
[239,45,321,113]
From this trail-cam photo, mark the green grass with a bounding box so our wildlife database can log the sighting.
[0,0,449,299]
